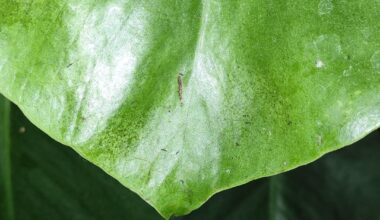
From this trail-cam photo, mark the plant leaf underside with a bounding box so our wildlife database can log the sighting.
[0,0,380,218]
[1,100,380,220]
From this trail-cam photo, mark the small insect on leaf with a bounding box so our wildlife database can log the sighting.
[178,73,184,105]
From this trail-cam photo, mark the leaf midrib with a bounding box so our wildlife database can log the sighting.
[0,95,14,220]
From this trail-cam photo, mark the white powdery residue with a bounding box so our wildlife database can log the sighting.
[120,109,184,189]
[192,53,224,113]
[308,34,343,70]
[0,36,10,84]
[65,1,148,143]
[342,110,380,142]
[315,59,325,69]
[0,53,5,72]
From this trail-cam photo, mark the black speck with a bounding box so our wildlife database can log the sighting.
[161,148,167,152]
[66,63,73,68]
[180,180,185,184]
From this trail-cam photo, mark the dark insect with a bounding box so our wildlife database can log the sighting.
[178,73,184,105]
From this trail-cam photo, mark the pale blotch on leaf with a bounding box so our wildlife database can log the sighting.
[371,51,380,72]
[317,134,323,147]
[318,0,334,15]
[307,34,343,71]
[343,65,353,77]
[354,90,362,96]
[315,59,325,69]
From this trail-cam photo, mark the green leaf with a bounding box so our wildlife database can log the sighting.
[0,96,162,220]
[0,0,379,217]
[184,130,380,220]
[2,98,379,220]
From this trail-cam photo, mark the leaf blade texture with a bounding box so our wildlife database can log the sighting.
[0,0,380,217]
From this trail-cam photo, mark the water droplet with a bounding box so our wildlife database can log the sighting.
[318,0,334,15]
[371,50,380,72]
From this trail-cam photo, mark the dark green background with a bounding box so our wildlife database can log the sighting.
[1,98,380,220]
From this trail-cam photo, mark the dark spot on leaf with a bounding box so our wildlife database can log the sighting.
[66,63,73,68]
[180,180,185,184]
[161,148,167,152]
[178,73,184,105]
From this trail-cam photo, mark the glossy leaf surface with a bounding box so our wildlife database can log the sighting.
[1,99,379,220]
[0,96,162,220]
[185,130,380,220]
[0,0,380,217]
